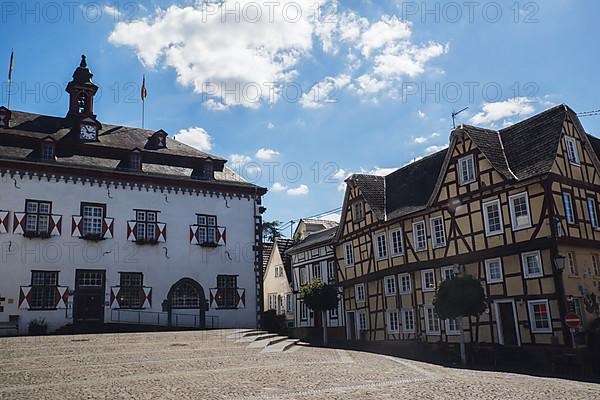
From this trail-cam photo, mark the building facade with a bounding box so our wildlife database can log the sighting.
[0,56,266,334]
[336,105,600,347]
[262,238,294,324]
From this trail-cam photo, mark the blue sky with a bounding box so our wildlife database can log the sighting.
[2,0,599,235]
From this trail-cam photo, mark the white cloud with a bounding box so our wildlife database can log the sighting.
[229,153,260,175]
[358,16,411,57]
[287,184,310,196]
[267,122,275,129]
[320,212,341,223]
[411,132,440,145]
[417,109,426,118]
[255,148,280,160]
[103,5,122,19]
[425,144,448,154]
[270,182,288,192]
[300,74,351,109]
[469,97,536,126]
[174,127,213,152]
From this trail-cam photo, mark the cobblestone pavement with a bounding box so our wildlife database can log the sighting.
[1,330,599,399]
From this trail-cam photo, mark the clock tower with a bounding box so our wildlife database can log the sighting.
[66,55,101,141]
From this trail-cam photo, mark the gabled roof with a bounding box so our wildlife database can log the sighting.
[262,238,295,283]
[287,226,338,254]
[346,174,386,220]
[459,125,514,179]
[588,133,600,159]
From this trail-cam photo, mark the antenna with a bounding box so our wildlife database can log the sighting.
[452,107,469,128]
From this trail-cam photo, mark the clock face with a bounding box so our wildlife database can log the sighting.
[80,123,97,141]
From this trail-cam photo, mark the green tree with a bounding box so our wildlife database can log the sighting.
[262,220,282,242]
[300,278,340,345]
[434,275,486,365]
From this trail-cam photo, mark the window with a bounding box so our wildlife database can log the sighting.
[312,263,321,281]
[424,305,441,335]
[82,203,104,236]
[358,311,367,331]
[216,275,238,308]
[41,142,55,160]
[402,309,415,333]
[412,221,427,251]
[389,229,404,256]
[421,269,436,291]
[528,300,552,333]
[327,260,336,283]
[135,210,157,242]
[485,258,503,284]
[197,214,217,244]
[588,198,599,229]
[483,199,503,236]
[441,266,457,281]
[384,276,396,296]
[202,160,213,180]
[171,282,201,309]
[355,284,366,303]
[299,267,307,286]
[30,271,58,310]
[353,201,364,222]
[375,233,387,260]
[458,154,475,185]
[344,242,355,266]
[130,152,142,170]
[387,310,400,333]
[330,305,338,319]
[565,136,580,165]
[25,200,51,235]
[593,255,600,277]
[399,273,411,294]
[430,216,446,248]
[300,301,308,320]
[77,92,87,114]
[563,193,575,224]
[445,318,460,335]
[286,294,293,312]
[268,293,277,310]
[509,192,531,230]
[567,252,578,276]
[522,251,543,278]
[78,271,103,287]
[119,272,143,309]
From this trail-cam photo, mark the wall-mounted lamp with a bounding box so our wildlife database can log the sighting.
[554,254,566,273]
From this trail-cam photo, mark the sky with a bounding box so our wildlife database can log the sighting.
[1,0,599,236]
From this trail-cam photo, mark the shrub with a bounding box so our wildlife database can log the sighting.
[28,318,48,336]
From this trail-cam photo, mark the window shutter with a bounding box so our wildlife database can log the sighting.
[110,287,121,309]
[49,215,62,236]
[217,227,227,245]
[0,211,9,233]
[237,289,246,309]
[19,286,31,309]
[72,216,83,237]
[127,221,137,241]
[157,223,166,243]
[102,218,114,239]
[13,212,26,234]
[142,287,152,308]
[190,225,200,245]
[209,288,218,308]
[55,286,69,309]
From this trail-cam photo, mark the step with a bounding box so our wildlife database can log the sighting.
[261,338,300,353]
[246,335,288,349]
[237,332,275,343]
[225,329,258,340]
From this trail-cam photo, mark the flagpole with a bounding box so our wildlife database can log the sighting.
[7,49,14,109]
[142,97,145,129]
[141,73,147,129]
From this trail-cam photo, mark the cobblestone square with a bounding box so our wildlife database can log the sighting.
[1,330,599,400]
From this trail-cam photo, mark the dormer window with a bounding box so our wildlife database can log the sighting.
[77,92,88,114]
[149,130,168,149]
[130,151,142,170]
[41,141,55,161]
[202,160,213,180]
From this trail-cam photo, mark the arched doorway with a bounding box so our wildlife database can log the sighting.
[166,278,207,328]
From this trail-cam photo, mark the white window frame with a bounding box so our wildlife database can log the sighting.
[485,257,504,284]
[509,192,532,230]
[563,192,575,224]
[398,273,412,294]
[412,221,427,251]
[386,310,400,334]
[483,199,503,236]
[430,216,446,248]
[458,154,475,185]
[567,252,578,276]
[593,254,600,277]
[327,260,336,283]
[357,311,368,331]
[401,308,416,333]
[522,250,544,279]
[565,136,580,165]
[384,275,396,297]
[389,228,404,257]
[300,301,308,320]
[588,198,599,229]
[528,299,552,334]
[375,232,388,260]
[445,318,461,335]
[421,269,436,292]
[355,283,366,303]
[424,305,441,335]
[441,265,457,281]
[344,242,355,267]
[353,201,365,222]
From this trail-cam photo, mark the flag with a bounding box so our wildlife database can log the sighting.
[141,74,147,101]
[8,50,14,81]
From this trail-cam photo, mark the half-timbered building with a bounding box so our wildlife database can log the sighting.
[336,104,600,348]
[0,56,266,334]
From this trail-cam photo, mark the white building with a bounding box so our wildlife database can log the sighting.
[262,239,294,325]
[0,56,266,334]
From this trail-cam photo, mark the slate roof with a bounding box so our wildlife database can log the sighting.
[346,174,385,220]
[587,134,600,159]
[263,238,295,283]
[460,125,514,179]
[287,226,338,254]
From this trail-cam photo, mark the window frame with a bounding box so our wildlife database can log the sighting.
[327,260,336,284]
[458,154,476,185]
[430,216,446,248]
[355,283,366,304]
[401,308,416,333]
[412,221,427,252]
[566,252,578,276]
[398,273,412,294]
[375,232,388,260]
[344,242,355,267]
[441,266,457,281]
[118,272,144,309]
[389,228,404,257]
[352,200,365,222]
[81,202,106,237]
[562,192,576,225]
[588,198,599,229]
[134,209,158,242]
[527,299,553,334]
[483,199,503,236]
[386,309,400,334]
[565,136,580,165]
[445,318,461,336]
[312,263,321,281]
[216,275,238,309]
[485,257,504,284]
[25,199,52,236]
[508,192,532,230]
[130,151,142,170]
[421,269,436,292]
[592,254,600,277]
[521,250,544,279]
[384,275,396,297]
[424,305,441,335]
[29,270,59,310]
[41,141,55,161]
[357,311,368,331]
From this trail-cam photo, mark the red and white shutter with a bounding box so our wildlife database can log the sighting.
[0,211,9,233]
[142,287,152,308]
[190,225,200,245]
[102,218,114,239]
[237,289,246,309]
[19,286,32,309]
[209,288,218,308]
[55,286,69,309]
[157,223,166,243]
[13,212,26,234]
[127,221,137,241]
[110,287,121,309]
[217,227,227,246]
[49,215,62,236]
[72,216,83,237]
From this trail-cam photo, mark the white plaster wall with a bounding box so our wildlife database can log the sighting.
[263,243,293,318]
[0,173,259,333]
